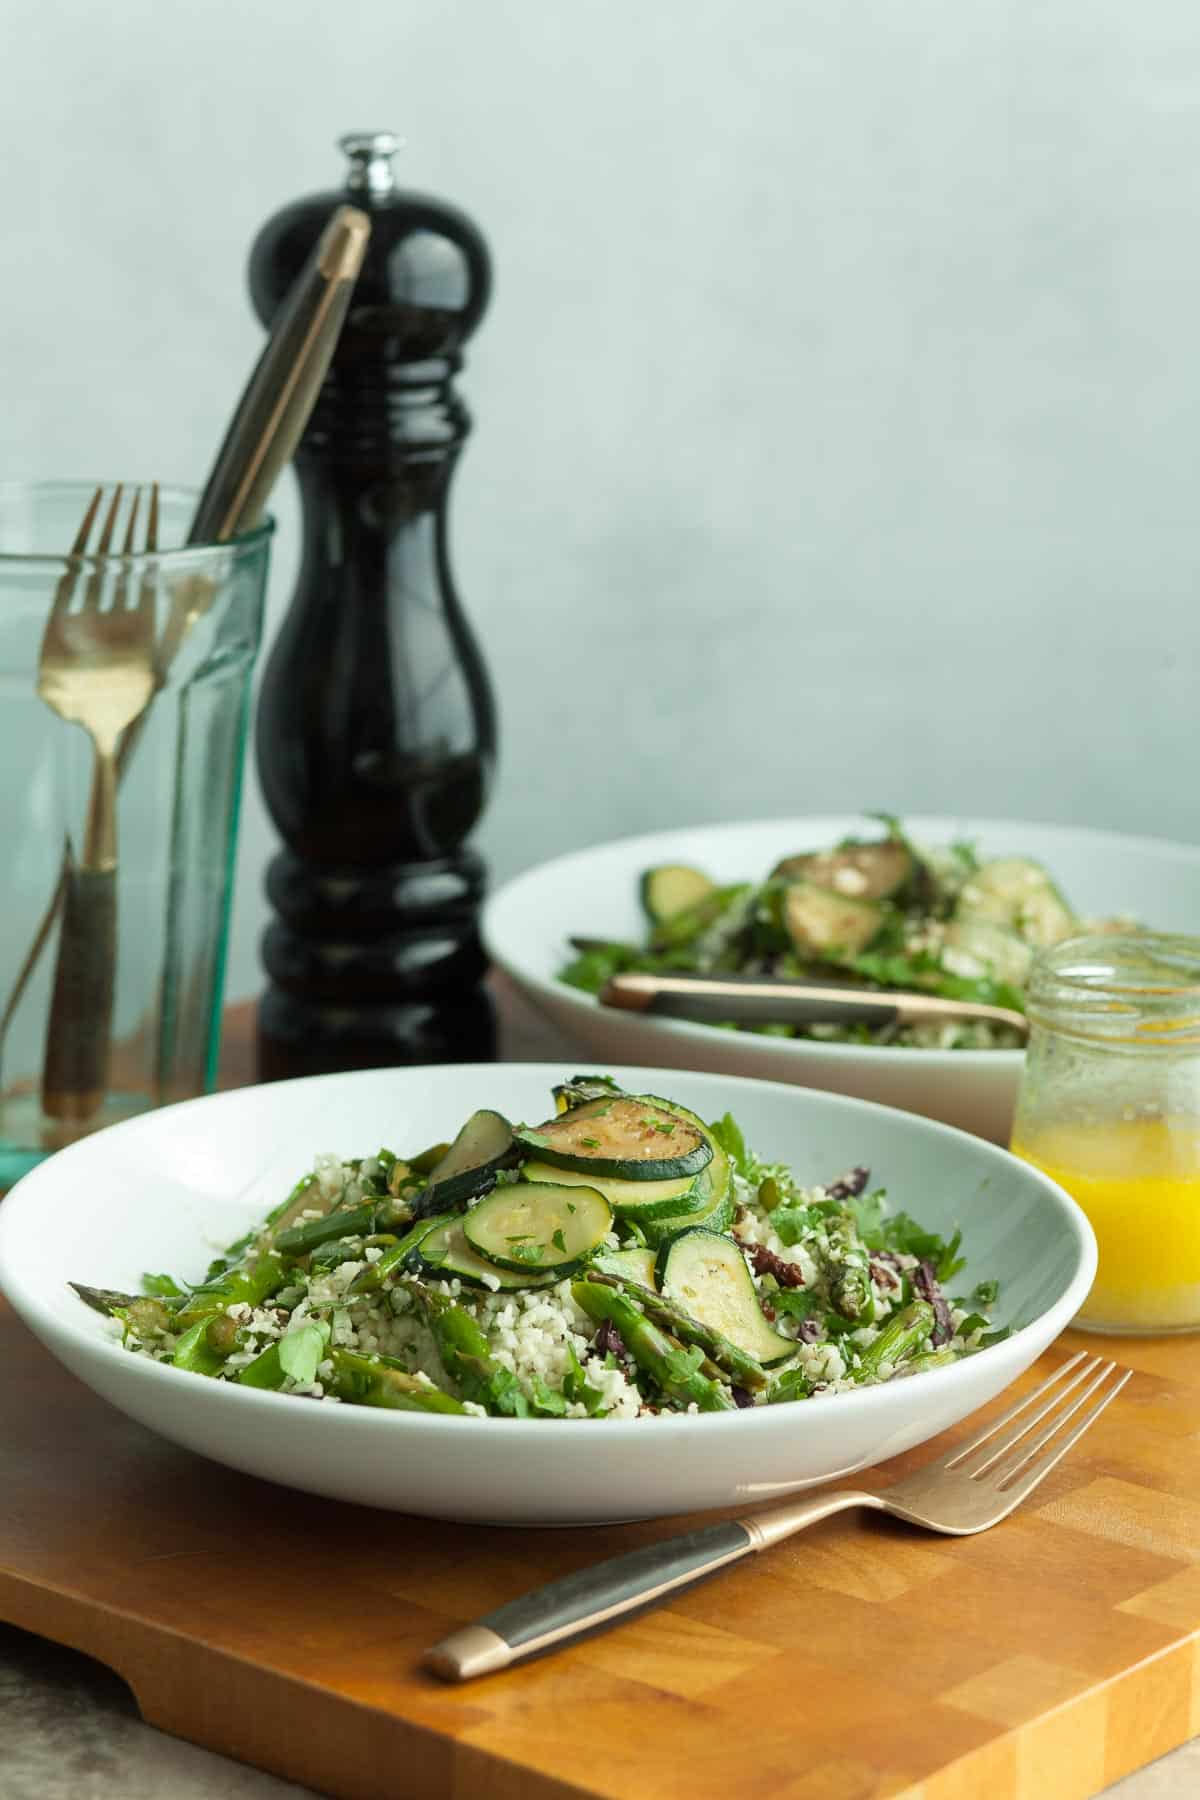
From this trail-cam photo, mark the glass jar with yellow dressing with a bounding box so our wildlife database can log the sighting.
[1010,932,1200,1334]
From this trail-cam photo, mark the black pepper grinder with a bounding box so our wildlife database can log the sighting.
[250,132,498,1078]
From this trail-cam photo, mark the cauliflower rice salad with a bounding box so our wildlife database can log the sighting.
[561,814,1122,1049]
[74,1074,1006,1420]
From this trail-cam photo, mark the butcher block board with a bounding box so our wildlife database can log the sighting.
[1,1299,1198,1800]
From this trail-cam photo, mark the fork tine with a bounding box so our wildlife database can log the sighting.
[47,486,104,624]
[993,1368,1132,1506]
[112,489,141,615]
[982,1359,1116,1484]
[146,481,159,553]
[82,485,124,612]
[933,1350,1090,1472]
[951,1355,1106,1480]
[69,487,104,556]
[121,489,142,555]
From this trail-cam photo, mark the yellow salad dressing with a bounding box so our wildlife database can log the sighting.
[1011,1117,1200,1332]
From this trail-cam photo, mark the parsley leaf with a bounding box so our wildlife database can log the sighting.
[277,1320,330,1386]
[709,1112,750,1178]
[141,1271,183,1297]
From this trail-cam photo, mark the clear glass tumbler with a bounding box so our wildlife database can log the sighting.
[0,482,271,1184]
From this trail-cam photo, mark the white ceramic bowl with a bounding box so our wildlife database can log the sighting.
[484,816,1200,1141]
[0,1063,1094,1524]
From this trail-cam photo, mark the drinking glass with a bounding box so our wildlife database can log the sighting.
[0,482,271,1184]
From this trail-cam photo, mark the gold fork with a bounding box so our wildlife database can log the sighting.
[425,1351,1129,1681]
[38,484,159,1120]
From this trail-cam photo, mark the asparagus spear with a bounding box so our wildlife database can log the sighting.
[398,1278,531,1417]
[346,1212,456,1296]
[572,1279,736,1413]
[825,1216,876,1324]
[901,1347,958,1378]
[173,1251,289,1333]
[853,1301,934,1379]
[583,1269,768,1391]
[70,1283,178,1337]
[273,1198,411,1258]
[327,1348,467,1414]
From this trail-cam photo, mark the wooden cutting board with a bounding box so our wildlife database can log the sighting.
[1,1293,1198,1800]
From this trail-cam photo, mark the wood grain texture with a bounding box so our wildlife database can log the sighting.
[0,999,1197,1800]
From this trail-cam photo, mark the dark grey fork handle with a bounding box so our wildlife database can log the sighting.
[40,865,116,1121]
[424,1520,755,1680]
[423,1488,879,1682]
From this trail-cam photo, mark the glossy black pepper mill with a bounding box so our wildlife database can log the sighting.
[251,132,497,1078]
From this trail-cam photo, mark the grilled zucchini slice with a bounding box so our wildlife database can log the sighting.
[956,857,1076,947]
[772,840,913,900]
[640,864,716,924]
[590,1245,658,1287]
[520,1158,706,1222]
[641,1171,735,1249]
[782,881,885,959]
[462,1181,612,1276]
[515,1096,712,1181]
[408,1216,558,1291]
[941,919,1033,987]
[657,1229,794,1364]
[420,1110,516,1214]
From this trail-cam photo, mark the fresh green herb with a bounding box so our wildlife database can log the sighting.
[580,1136,601,1148]
[277,1321,330,1387]
[561,1342,607,1415]
[551,1229,567,1254]
[660,1342,706,1384]
[528,1374,567,1417]
[768,1288,821,1322]
[973,1278,1000,1305]
[849,1190,966,1279]
[955,1312,989,1338]
[141,1271,183,1297]
[709,1112,750,1178]
[772,1204,821,1246]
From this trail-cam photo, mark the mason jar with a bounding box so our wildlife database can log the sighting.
[1010,932,1200,1334]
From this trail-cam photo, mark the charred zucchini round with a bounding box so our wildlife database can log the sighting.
[462,1181,612,1276]
[657,1229,794,1364]
[514,1096,712,1181]
[520,1158,707,1222]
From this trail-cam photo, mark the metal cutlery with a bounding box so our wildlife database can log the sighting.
[599,968,1029,1039]
[425,1351,1127,1681]
[1,205,372,1113]
[37,485,159,1119]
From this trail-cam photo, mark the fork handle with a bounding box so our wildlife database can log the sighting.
[423,1490,878,1682]
[41,865,116,1121]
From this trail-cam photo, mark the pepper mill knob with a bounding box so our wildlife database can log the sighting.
[338,131,401,196]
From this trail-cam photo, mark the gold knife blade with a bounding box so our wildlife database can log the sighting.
[600,971,1028,1038]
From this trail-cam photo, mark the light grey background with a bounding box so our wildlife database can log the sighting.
[4,0,1198,999]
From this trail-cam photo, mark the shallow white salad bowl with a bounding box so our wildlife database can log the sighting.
[0,1064,1095,1524]
[484,816,1200,1140]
